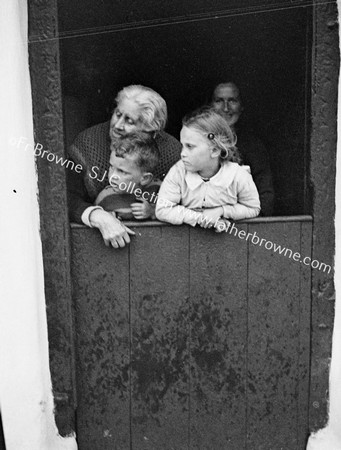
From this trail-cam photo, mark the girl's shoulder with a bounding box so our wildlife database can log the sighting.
[166,159,186,178]
[221,160,247,173]
[222,162,253,185]
[226,161,251,174]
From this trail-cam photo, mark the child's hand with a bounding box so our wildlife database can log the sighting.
[214,218,231,233]
[131,200,155,220]
[198,207,224,228]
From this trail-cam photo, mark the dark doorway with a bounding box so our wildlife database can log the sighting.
[58,0,312,216]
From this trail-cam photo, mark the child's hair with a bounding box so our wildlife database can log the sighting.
[182,106,241,164]
[110,132,160,174]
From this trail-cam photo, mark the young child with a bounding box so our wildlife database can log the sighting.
[155,107,260,230]
[95,133,160,220]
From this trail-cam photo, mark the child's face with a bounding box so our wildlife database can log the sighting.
[108,151,146,193]
[180,126,216,173]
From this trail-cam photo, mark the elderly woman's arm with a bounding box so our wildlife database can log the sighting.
[66,158,135,248]
[66,164,95,224]
[88,209,135,248]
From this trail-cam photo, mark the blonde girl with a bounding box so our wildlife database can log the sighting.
[155,107,260,230]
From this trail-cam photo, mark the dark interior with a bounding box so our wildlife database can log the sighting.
[58,0,312,216]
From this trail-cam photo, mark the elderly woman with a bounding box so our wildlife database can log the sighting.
[67,84,181,248]
[212,82,275,216]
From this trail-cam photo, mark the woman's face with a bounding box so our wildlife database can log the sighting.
[110,98,143,139]
[212,84,243,127]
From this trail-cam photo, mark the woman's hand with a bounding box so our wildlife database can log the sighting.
[130,200,155,220]
[89,209,135,248]
[197,206,224,228]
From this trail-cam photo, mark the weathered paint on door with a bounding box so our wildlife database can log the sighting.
[71,217,312,450]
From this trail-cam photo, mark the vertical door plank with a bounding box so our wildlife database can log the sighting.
[247,222,302,449]
[297,221,312,448]
[71,228,130,450]
[189,225,248,450]
[130,226,190,450]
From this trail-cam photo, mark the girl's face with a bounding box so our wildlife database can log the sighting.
[180,126,216,174]
[110,98,143,139]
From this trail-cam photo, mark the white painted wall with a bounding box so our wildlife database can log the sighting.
[0,1,77,449]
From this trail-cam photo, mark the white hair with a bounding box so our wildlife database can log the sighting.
[116,85,168,132]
